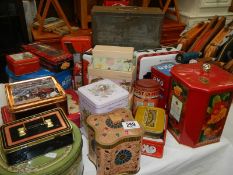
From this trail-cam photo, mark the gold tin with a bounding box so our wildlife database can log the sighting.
[5,76,68,119]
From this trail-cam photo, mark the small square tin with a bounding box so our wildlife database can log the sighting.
[0,108,73,165]
[5,76,68,119]
[87,108,143,175]
[78,79,129,134]
[92,45,134,72]
[6,52,40,76]
[168,63,233,147]
[151,62,176,109]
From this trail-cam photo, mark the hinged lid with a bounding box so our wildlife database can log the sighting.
[87,108,144,146]
[78,79,129,109]
[171,63,233,92]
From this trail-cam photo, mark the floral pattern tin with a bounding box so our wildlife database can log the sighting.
[168,63,233,147]
[87,108,143,175]
[5,76,67,119]
[0,122,83,175]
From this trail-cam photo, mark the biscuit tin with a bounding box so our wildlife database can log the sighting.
[92,45,134,72]
[0,108,73,165]
[6,52,40,76]
[87,108,143,175]
[168,63,233,147]
[5,76,68,119]
[0,122,83,175]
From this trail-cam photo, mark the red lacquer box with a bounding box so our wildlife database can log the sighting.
[151,62,176,110]
[168,63,233,147]
[6,52,40,76]
[1,106,15,124]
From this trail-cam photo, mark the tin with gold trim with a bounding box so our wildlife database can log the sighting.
[5,76,68,119]
[0,108,73,165]
[87,108,144,175]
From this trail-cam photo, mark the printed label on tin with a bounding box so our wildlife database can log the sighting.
[170,95,183,122]
[122,121,140,130]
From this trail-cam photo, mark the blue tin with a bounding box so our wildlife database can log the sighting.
[5,67,72,89]
[154,62,176,76]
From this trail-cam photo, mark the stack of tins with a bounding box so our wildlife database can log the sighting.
[168,63,233,147]
[0,121,83,175]
[87,108,144,175]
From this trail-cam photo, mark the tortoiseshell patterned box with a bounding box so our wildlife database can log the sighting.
[0,108,73,165]
[5,76,68,119]
[87,108,144,175]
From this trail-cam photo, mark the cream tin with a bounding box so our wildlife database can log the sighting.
[92,45,134,72]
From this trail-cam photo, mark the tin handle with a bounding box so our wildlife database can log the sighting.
[202,63,211,72]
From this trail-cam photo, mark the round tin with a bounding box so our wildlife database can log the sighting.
[133,79,160,115]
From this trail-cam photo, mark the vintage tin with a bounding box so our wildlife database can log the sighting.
[135,106,167,158]
[92,6,164,50]
[5,76,68,119]
[0,122,83,175]
[78,79,129,135]
[168,63,233,147]
[133,79,160,115]
[92,45,134,72]
[87,108,144,175]
[22,42,73,72]
[82,49,93,86]
[1,106,15,124]
[6,52,40,76]
[88,64,136,92]
[151,62,176,109]
[0,108,73,165]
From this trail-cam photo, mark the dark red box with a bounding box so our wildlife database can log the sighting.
[168,63,233,147]
[22,42,73,72]
[151,62,176,110]
[1,106,15,124]
[6,52,40,76]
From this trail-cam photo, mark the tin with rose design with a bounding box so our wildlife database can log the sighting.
[168,63,233,147]
[87,108,144,175]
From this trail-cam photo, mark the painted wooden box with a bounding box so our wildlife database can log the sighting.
[135,106,167,158]
[87,108,144,175]
[0,121,83,175]
[92,6,164,50]
[88,64,136,92]
[5,76,68,120]
[78,79,129,135]
[0,108,73,165]
[168,63,233,147]
[92,45,134,72]
[6,52,40,76]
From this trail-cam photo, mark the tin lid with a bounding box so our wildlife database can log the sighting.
[171,63,233,92]
[134,79,160,91]
[87,108,144,146]
[0,122,82,175]
[78,79,129,109]
[7,52,39,64]
[153,62,176,76]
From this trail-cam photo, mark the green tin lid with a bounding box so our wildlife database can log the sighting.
[0,122,83,175]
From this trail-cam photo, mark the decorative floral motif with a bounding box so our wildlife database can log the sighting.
[88,84,115,98]
[115,150,132,165]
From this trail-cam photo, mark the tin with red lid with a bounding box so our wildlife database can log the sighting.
[168,63,233,147]
[133,79,160,115]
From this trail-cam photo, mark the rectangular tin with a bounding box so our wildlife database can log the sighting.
[5,76,68,119]
[0,108,73,165]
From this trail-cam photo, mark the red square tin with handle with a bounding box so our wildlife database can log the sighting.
[168,63,233,147]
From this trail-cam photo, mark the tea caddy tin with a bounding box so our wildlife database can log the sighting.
[135,106,167,158]
[92,45,134,72]
[133,79,160,115]
[151,62,176,109]
[78,79,129,134]
[5,76,68,119]
[0,108,73,165]
[0,122,83,175]
[87,108,144,175]
[6,52,40,76]
[168,63,233,147]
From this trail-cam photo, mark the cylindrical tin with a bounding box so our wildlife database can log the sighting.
[133,79,160,115]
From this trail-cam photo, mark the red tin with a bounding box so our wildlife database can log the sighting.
[168,63,233,147]
[6,52,40,76]
[61,35,92,54]
[1,106,15,124]
[103,0,130,6]
[133,79,160,115]
[22,42,73,72]
[151,62,176,110]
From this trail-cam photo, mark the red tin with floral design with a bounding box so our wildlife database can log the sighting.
[168,63,233,147]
